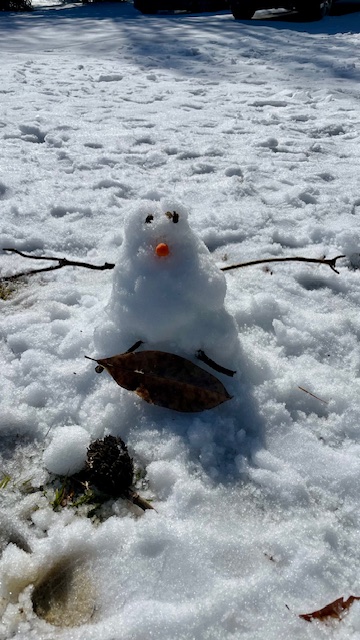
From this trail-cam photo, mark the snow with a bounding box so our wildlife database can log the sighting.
[96,201,239,358]
[43,425,91,475]
[1,1,360,638]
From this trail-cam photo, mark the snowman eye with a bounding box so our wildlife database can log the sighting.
[145,215,154,224]
[165,211,179,223]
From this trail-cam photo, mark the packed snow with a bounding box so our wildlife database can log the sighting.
[1,1,360,638]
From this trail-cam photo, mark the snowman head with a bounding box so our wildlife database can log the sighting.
[106,202,228,349]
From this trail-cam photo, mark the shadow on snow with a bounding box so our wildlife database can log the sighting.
[1,1,360,82]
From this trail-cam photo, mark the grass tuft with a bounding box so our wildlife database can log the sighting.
[0,282,17,300]
[0,474,11,489]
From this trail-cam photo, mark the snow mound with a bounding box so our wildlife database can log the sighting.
[43,426,90,475]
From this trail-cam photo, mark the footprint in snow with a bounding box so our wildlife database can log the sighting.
[18,124,47,144]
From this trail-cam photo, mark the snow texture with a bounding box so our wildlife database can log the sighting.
[43,426,91,475]
[1,1,360,639]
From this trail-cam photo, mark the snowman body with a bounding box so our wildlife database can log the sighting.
[95,201,240,372]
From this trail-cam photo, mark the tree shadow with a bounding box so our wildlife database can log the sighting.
[1,0,360,80]
[4,0,360,31]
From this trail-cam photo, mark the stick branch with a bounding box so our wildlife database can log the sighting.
[221,254,346,275]
[1,248,115,282]
[0,248,348,283]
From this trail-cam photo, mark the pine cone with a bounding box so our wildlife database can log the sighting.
[85,435,134,497]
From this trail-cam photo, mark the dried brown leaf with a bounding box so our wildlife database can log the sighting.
[88,350,231,412]
[300,596,360,623]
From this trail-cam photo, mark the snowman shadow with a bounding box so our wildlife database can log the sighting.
[93,337,266,486]
[142,346,264,484]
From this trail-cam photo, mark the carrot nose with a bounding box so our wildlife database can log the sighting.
[155,242,170,257]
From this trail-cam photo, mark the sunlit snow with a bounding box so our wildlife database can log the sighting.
[1,2,360,638]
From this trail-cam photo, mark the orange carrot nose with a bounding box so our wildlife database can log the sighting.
[155,242,170,257]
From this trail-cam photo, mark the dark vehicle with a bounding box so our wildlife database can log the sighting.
[230,0,335,20]
[134,0,228,12]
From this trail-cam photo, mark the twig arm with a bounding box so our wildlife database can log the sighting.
[1,248,115,282]
[1,263,64,282]
[3,248,63,262]
[1,249,348,282]
[196,349,236,377]
[221,255,346,274]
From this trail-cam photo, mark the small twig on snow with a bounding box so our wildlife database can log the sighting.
[127,490,155,512]
[221,255,346,274]
[1,248,115,282]
[298,386,328,405]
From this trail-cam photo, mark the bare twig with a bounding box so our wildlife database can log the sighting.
[1,248,115,282]
[127,490,155,511]
[1,248,348,283]
[196,349,236,377]
[221,255,346,274]
[298,386,328,405]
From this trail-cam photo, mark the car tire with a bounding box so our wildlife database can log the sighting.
[133,0,158,12]
[296,0,332,20]
[230,0,256,19]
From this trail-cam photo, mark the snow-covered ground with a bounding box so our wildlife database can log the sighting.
[1,1,360,638]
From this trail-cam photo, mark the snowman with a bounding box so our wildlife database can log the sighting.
[94,200,241,377]
[91,200,259,476]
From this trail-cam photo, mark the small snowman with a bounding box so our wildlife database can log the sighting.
[94,200,241,375]
[92,200,258,476]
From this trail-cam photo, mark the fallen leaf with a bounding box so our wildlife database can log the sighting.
[86,350,232,412]
[300,596,360,623]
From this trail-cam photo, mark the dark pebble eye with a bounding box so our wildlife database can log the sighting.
[145,215,154,224]
[95,365,104,374]
[165,211,179,223]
